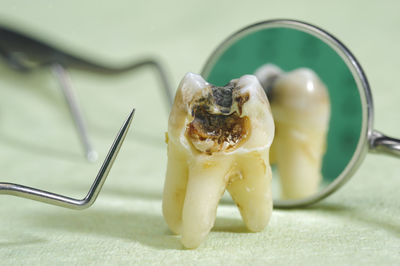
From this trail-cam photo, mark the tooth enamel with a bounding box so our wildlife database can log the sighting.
[255,65,330,199]
[163,73,274,248]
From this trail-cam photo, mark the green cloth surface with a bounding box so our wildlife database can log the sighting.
[0,0,399,264]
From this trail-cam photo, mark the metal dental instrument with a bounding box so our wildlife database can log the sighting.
[51,63,98,162]
[0,109,134,209]
[0,25,173,161]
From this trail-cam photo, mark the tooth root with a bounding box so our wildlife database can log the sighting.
[227,150,272,232]
[273,127,325,199]
[162,142,188,234]
[181,158,232,249]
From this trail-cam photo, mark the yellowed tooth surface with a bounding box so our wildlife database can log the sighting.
[227,150,272,232]
[256,65,330,199]
[162,141,188,235]
[163,73,274,248]
[181,155,232,249]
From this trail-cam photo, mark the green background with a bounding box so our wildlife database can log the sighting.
[205,27,363,182]
[0,0,399,265]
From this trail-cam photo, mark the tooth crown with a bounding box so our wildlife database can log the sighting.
[163,73,274,249]
[168,73,274,155]
[271,68,330,131]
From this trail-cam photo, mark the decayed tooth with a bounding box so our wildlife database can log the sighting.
[163,73,274,248]
[255,64,330,199]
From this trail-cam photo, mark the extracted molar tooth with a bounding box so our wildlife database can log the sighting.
[163,73,274,248]
[255,64,330,199]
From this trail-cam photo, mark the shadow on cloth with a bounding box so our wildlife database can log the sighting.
[29,207,247,250]
[0,235,47,248]
[213,217,249,233]
[29,204,249,250]
[305,202,400,238]
[30,208,179,249]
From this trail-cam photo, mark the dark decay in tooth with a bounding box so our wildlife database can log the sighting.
[235,93,249,115]
[187,105,249,153]
[186,83,251,154]
[212,83,234,111]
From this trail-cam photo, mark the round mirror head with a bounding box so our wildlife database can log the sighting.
[201,19,373,208]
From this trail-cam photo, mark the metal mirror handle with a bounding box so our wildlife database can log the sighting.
[370,130,400,157]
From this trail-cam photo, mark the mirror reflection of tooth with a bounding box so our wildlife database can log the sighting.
[254,63,282,96]
[256,65,330,200]
[273,68,330,200]
[272,124,326,199]
[163,72,274,249]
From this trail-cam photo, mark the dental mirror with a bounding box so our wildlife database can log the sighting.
[201,19,400,208]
